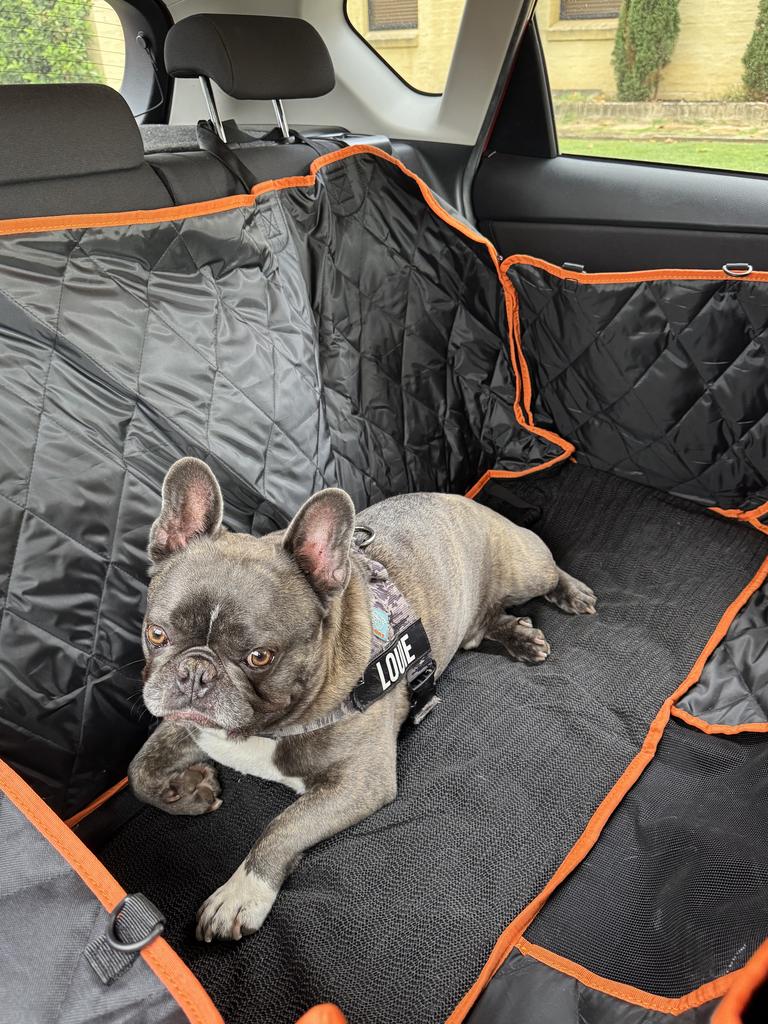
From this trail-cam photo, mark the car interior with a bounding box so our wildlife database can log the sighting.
[1,2,768,1023]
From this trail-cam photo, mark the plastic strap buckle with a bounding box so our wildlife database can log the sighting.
[407,658,440,726]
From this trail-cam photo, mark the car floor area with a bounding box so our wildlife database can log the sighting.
[97,464,766,1024]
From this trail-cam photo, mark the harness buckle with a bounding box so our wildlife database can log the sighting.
[407,659,440,726]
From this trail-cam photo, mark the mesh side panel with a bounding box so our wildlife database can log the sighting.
[98,466,766,1024]
[527,721,768,998]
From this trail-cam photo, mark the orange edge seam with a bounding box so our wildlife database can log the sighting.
[0,758,223,1024]
[65,775,130,828]
[670,705,768,736]
[503,252,768,285]
[712,937,768,1024]
[445,550,768,1024]
[517,937,743,1016]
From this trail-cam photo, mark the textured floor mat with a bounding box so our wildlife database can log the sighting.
[98,465,766,1024]
[526,721,768,997]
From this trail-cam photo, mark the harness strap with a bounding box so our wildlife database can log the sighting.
[262,546,438,738]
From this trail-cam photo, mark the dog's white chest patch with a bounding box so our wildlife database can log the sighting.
[196,730,306,794]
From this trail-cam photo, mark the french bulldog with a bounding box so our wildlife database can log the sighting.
[129,457,596,941]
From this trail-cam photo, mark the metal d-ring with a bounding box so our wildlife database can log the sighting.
[723,263,753,277]
[353,525,376,549]
[105,896,165,954]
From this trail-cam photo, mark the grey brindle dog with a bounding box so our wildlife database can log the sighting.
[129,458,596,941]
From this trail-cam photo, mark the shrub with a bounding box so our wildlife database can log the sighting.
[0,0,101,85]
[743,0,768,101]
[612,0,681,101]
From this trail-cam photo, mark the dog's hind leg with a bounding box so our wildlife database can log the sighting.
[486,612,550,664]
[545,568,597,616]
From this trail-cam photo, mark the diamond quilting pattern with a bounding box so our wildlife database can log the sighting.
[508,263,768,511]
[0,153,558,815]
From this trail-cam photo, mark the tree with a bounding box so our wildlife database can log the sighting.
[0,0,101,85]
[612,0,681,102]
[743,0,768,101]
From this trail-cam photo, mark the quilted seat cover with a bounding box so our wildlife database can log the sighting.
[0,152,563,816]
[507,258,768,513]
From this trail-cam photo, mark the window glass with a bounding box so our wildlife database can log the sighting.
[346,0,468,94]
[538,0,768,174]
[0,0,126,90]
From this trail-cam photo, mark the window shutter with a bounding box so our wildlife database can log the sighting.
[368,0,419,31]
[560,0,620,18]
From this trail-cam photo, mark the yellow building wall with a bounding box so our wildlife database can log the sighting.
[538,0,760,100]
[87,0,125,91]
[346,0,466,93]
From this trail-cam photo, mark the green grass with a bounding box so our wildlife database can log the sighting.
[561,137,768,174]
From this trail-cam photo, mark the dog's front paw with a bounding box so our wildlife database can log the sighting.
[160,762,222,815]
[196,865,277,942]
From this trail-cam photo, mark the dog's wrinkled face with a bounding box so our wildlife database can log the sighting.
[141,458,356,736]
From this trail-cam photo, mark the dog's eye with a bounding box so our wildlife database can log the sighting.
[246,648,275,669]
[145,624,169,648]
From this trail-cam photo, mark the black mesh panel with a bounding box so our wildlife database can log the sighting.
[527,721,768,997]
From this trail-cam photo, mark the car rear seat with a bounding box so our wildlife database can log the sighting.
[147,14,390,205]
[0,18,389,220]
[0,84,173,219]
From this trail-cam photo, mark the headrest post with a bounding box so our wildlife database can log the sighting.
[199,76,227,142]
[272,99,290,142]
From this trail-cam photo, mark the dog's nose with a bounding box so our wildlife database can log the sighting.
[177,654,217,700]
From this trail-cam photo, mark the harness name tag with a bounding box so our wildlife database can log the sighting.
[374,634,415,690]
[352,619,431,712]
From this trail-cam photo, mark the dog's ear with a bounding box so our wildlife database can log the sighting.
[149,458,224,564]
[283,488,356,602]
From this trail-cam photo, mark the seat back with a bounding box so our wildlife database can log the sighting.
[0,85,172,218]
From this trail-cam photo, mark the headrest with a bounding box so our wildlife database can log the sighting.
[165,14,335,100]
[0,84,146,185]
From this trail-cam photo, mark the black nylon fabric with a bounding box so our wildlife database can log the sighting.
[678,584,768,728]
[466,949,717,1024]
[526,722,768,999]
[98,465,765,1024]
[507,261,768,512]
[0,152,561,817]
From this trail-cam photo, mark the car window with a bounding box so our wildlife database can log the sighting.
[0,0,125,91]
[345,0,468,94]
[538,0,768,174]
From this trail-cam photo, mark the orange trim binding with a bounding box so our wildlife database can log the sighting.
[670,705,768,736]
[712,503,768,533]
[295,1005,348,1024]
[446,551,768,1024]
[0,758,223,1024]
[517,937,742,1016]
[0,192,255,236]
[65,775,130,828]
[253,145,575,498]
[0,144,573,503]
[502,252,768,522]
[503,253,768,285]
[713,937,768,1024]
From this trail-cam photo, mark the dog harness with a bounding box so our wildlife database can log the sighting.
[264,531,438,738]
